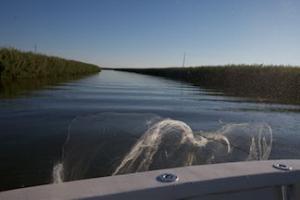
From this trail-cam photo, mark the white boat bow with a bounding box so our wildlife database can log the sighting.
[1,160,300,200]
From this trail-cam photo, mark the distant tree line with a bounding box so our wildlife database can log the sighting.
[117,65,300,104]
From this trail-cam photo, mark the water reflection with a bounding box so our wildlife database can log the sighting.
[0,74,98,98]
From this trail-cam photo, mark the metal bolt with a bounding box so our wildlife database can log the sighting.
[273,163,292,171]
[156,173,179,183]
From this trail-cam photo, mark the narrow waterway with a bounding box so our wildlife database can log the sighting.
[0,70,299,191]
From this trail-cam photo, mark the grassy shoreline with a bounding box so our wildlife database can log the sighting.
[0,48,101,98]
[116,65,300,104]
[0,48,100,80]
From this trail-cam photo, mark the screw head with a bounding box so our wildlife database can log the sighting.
[156,173,179,183]
[273,163,292,171]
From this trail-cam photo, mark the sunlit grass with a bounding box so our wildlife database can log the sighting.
[0,48,100,80]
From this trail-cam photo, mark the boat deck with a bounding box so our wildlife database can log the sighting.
[1,160,300,200]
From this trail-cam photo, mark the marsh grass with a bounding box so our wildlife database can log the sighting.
[0,48,100,80]
[0,48,101,97]
[117,65,300,104]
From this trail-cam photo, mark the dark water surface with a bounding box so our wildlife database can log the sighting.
[0,70,300,191]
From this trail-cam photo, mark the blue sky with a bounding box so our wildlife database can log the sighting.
[0,0,299,68]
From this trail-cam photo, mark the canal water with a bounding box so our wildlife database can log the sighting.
[0,70,299,191]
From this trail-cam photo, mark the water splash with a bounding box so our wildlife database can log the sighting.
[246,124,273,160]
[52,112,272,182]
[52,163,64,184]
[113,119,231,175]
[210,123,273,162]
[113,120,272,175]
[51,116,78,184]
[52,113,161,182]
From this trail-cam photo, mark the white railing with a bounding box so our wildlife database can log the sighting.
[1,160,300,200]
